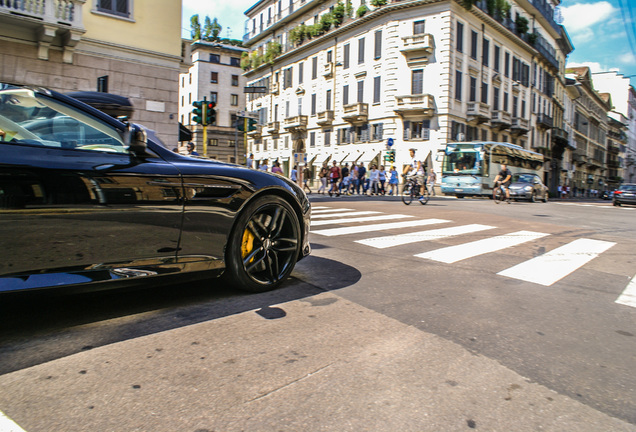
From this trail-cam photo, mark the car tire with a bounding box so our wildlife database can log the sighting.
[530,192,536,203]
[542,193,548,203]
[224,195,301,292]
[614,200,620,207]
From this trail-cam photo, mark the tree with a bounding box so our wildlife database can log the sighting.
[203,16,222,40]
[333,1,345,26]
[190,14,201,40]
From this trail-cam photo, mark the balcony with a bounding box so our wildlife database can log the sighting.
[0,0,86,63]
[323,62,333,78]
[266,121,280,133]
[491,110,511,130]
[510,117,530,135]
[536,113,554,129]
[394,94,435,118]
[342,103,368,124]
[552,127,569,144]
[270,82,279,95]
[572,150,587,165]
[283,115,308,132]
[400,33,434,67]
[316,110,334,126]
[467,102,490,125]
[247,125,263,138]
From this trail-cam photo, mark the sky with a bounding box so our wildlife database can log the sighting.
[181,0,636,85]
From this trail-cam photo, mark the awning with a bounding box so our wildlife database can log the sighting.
[179,123,192,142]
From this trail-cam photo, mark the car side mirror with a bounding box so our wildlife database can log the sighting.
[121,123,147,156]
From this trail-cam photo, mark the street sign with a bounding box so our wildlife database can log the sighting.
[244,86,268,94]
[387,138,394,147]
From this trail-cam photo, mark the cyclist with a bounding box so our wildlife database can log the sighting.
[403,148,427,201]
[493,163,512,203]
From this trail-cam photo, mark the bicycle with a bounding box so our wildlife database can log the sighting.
[401,175,429,205]
[492,181,510,204]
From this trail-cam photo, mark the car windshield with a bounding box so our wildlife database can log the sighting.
[619,185,636,192]
[512,174,535,183]
[0,84,126,152]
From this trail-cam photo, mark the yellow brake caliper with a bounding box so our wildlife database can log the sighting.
[241,229,255,263]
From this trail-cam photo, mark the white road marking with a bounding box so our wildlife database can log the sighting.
[355,224,495,249]
[416,230,549,263]
[311,219,450,236]
[616,274,636,308]
[310,214,413,227]
[310,206,331,210]
[311,211,382,219]
[311,208,355,214]
[0,410,27,432]
[497,238,616,286]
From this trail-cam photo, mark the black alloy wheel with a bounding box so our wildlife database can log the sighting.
[224,196,301,292]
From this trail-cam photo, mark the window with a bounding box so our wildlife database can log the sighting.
[481,82,488,104]
[209,139,219,146]
[482,38,489,66]
[455,70,462,101]
[285,100,290,117]
[283,67,293,89]
[96,0,130,17]
[343,85,349,106]
[469,77,477,102]
[231,75,239,86]
[310,131,316,147]
[412,70,423,94]
[343,43,350,69]
[326,90,332,110]
[327,50,332,63]
[373,76,381,103]
[358,37,365,64]
[504,52,510,77]
[312,57,318,80]
[357,81,364,103]
[493,87,500,110]
[297,97,302,115]
[210,92,218,103]
[372,123,384,140]
[299,62,304,84]
[230,57,240,67]
[374,30,382,59]
[512,95,518,117]
[494,45,500,72]
[324,129,331,146]
[503,91,509,111]
[414,20,425,35]
[210,54,220,63]
[311,93,317,115]
[456,21,464,52]
[403,120,430,140]
[97,75,108,93]
[470,30,478,60]
[211,72,218,84]
[231,94,239,106]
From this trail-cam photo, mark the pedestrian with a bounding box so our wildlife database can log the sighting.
[258,159,269,172]
[378,165,387,195]
[291,165,298,182]
[328,160,341,197]
[318,163,328,194]
[339,163,349,194]
[350,164,359,194]
[357,162,367,195]
[271,160,283,175]
[186,142,199,156]
[303,165,312,193]
[427,169,437,196]
[388,166,398,196]
[368,165,379,195]
[246,153,254,168]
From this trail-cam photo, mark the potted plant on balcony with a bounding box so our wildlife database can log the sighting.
[333,1,346,26]
[289,24,307,45]
[370,0,387,8]
[357,2,369,18]
[515,15,529,36]
[264,41,281,64]
[240,51,251,71]
[346,0,354,18]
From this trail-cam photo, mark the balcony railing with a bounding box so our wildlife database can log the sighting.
[400,33,434,55]
[491,110,511,129]
[342,103,368,124]
[270,82,279,95]
[323,62,333,78]
[266,121,280,133]
[394,94,435,118]
[1,0,85,62]
[283,115,308,131]
[510,117,530,134]
[536,113,554,129]
[552,127,569,143]
[467,102,490,124]
[316,110,334,126]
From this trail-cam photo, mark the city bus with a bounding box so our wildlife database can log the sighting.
[438,141,544,198]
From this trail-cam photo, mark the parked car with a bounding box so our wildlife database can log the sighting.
[507,173,549,202]
[613,184,636,207]
[0,83,311,295]
[601,190,615,200]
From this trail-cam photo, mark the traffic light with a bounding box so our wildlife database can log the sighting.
[236,117,244,131]
[192,101,206,125]
[206,102,216,125]
[388,150,395,163]
[248,118,258,131]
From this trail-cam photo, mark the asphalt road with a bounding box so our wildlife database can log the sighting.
[0,195,635,431]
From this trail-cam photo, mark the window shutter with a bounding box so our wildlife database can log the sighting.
[404,121,410,140]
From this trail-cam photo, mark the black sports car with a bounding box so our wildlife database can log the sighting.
[0,83,310,295]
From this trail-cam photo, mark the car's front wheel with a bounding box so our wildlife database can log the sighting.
[224,195,301,292]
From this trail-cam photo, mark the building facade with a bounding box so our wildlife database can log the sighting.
[0,0,186,145]
[240,0,571,184]
[178,40,248,162]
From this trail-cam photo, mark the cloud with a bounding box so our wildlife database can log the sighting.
[566,61,606,73]
[561,1,617,33]
[618,52,636,65]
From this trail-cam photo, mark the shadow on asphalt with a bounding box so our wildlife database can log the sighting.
[0,256,360,375]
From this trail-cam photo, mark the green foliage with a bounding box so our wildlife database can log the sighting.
[356,4,369,17]
[240,52,251,70]
[333,1,345,26]
[345,0,353,18]
[515,15,529,34]
[190,14,201,40]
[370,0,387,7]
[264,41,282,64]
[486,0,496,15]
[319,12,334,32]
[461,0,476,10]
[528,32,538,45]
[290,24,307,45]
[497,0,511,18]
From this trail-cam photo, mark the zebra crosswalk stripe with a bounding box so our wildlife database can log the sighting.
[497,238,616,286]
[311,211,382,219]
[311,208,355,214]
[310,214,413,227]
[415,230,549,263]
[616,274,636,308]
[355,224,495,249]
[311,218,451,237]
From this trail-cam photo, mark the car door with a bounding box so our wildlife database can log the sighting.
[0,89,183,292]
